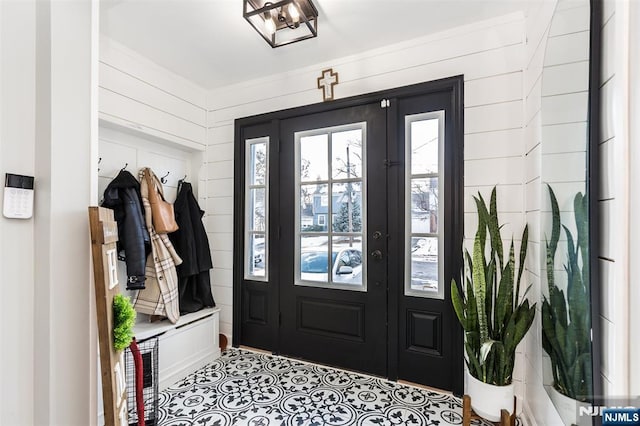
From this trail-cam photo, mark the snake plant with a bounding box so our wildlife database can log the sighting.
[541,185,592,401]
[451,187,536,386]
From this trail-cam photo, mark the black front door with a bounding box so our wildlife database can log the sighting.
[235,77,464,394]
[278,103,388,376]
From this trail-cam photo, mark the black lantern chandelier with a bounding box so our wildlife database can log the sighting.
[243,0,318,48]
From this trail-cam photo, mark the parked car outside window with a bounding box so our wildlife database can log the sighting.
[300,248,363,284]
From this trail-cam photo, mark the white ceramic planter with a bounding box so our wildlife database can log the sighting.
[548,386,590,426]
[466,371,514,422]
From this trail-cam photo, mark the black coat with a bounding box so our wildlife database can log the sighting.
[101,170,150,289]
[169,182,215,313]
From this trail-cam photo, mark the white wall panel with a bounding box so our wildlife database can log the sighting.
[466,100,523,134]
[100,37,206,108]
[211,250,234,270]
[207,142,234,163]
[544,31,590,66]
[548,3,590,36]
[540,92,588,125]
[541,61,589,96]
[100,87,206,144]
[465,128,523,160]
[100,62,206,124]
[541,122,588,154]
[465,157,524,186]
[206,196,233,215]
[464,72,523,107]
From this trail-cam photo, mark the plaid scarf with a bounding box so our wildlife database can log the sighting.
[133,168,182,324]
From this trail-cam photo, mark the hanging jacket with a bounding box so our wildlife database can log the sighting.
[101,170,150,290]
[169,181,215,314]
[133,168,182,324]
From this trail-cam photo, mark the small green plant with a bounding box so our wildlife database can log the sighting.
[451,187,536,386]
[113,294,136,351]
[541,185,592,401]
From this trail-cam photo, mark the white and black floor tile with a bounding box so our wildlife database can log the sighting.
[157,349,498,426]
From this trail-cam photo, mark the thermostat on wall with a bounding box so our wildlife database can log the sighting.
[3,173,34,219]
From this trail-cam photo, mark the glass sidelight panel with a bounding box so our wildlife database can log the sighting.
[245,137,269,281]
[405,112,444,299]
[295,123,366,291]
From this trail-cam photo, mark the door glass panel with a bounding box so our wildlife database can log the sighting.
[405,112,444,299]
[410,119,439,175]
[248,234,266,278]
[332,129,363,179]
[295,123,366,291]
[332,236,363,286]
[245,137,268,281]
[410,236,438,292]
[410,178,438,234]
[300,134,329,182]
[300,183,329,232]
[249,188,266,232]
[300,236,329,283]
[331,182,362,233]
[250,142,267,185]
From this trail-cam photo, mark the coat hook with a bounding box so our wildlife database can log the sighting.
[121,163,128,172]
[179,174,187,182]
[161,171,170,184]
[98,157,102,172]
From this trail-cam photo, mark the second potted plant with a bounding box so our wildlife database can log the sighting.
[451,187,536,421]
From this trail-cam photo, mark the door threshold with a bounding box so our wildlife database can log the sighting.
[238,345,273,355]
[397,379,453,396]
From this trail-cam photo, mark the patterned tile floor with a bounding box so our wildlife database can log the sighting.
[157,349,496,426]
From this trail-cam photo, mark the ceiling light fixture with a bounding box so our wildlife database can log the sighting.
[243,0,318,48]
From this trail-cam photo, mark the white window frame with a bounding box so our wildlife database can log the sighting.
[294,122,367,292]
[244,136,269,282]
[404,111,445,299]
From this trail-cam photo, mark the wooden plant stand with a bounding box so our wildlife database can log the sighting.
[462,394,516,426]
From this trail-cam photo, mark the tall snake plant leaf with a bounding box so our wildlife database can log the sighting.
[516,225,528,303]
[488,187,504,270]
[546,184,561,296]
[495,244,514,337]
[472,231,489,343]
[451,279,467,329]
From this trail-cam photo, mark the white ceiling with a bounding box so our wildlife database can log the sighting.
[100,0,531,91]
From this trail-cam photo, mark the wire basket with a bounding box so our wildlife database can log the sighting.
[125,337,159,426]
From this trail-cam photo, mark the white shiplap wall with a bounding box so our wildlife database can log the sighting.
[597,0,630,398]
[205,13,529,397]
[99,38,208,151]
[522,1,559,424]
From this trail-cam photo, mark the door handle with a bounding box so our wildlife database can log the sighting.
[370,249,383,260]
